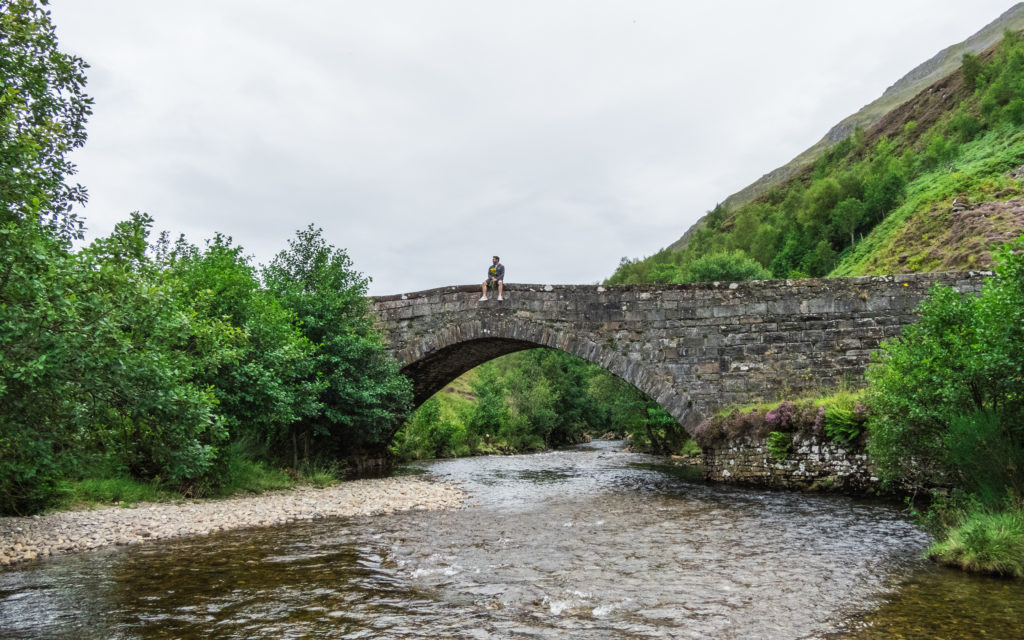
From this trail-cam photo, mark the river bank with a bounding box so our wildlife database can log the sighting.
[0,476,465,567]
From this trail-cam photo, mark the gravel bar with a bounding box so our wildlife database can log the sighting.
[0,476,465,567]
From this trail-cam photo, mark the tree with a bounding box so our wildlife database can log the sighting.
[587,371,649,436]
[263,225,412,466]
[0,0,92,239]
[1,212,244,514]
[798,178,842,233]
[867,235,1024,496]
[948,108,983,143]
[862,160,907,223]
[70,214,232,487]
[961,52,981,92]
[465,365,509,446]
[800,239,838,277]
[748,224,780,268]
[0,0,94,513]
[704,203,728,230]
[831,197,865,248]
[726,207,761,254]
[161,234,323,450]
[679,250,771,283]
[503,372,557,451]
[769,230,810,279]
[647,262,683,284]
[642,406,688,455]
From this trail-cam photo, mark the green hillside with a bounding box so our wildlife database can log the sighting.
[609,29,1024,285]
[667,3,1024,254]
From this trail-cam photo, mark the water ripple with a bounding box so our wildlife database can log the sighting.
[1,440,1022,639]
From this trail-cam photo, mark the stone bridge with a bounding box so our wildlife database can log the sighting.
[370,272,987,430]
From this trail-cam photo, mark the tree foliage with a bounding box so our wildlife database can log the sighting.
[867,235,1024,496]
[678,249,771,283]
[0,4,413,512]
[160,233,323,452]
[264,226,412,464]
[0,0,91,239]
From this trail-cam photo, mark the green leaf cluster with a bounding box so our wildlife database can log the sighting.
[765,431,792,461]
[263,225,412,465]
[0,0,91,241]
[866,235,1024,497]
[1,211,409,514]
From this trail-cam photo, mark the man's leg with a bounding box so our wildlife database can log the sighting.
[480,281,488,300]
[497,280,503,300]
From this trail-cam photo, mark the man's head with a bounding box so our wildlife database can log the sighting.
[492,256,500,264]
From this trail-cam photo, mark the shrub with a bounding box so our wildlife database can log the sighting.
[679,440,702,457]
[694,392,867,451]
[1005,98,1024,125]
[766,432,793,461]
[819,398,867,444]
[678,250,771,283]
[691,416,724,448]
[961,52,981,92]
[943,410,1024,504]
[949,109,983,142]
[927,500,1024,578]
[765,401,798,431]
[723,409,773,441]
[867,235,1024,491]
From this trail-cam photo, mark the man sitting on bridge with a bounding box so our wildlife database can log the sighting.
[480,256,504,301]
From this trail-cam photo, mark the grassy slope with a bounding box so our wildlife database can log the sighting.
[668,4,1024,253]
[832,125,1024,276]
[611,31,1024,287]
[433,368,477,418]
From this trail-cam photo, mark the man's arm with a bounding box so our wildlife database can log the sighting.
[496,264,505,280]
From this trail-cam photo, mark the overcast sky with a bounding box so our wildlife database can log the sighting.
[50,1,1016,294]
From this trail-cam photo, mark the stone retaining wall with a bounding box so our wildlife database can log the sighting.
[702,434,880,493]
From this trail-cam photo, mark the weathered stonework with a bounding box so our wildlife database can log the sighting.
[370,272,988,430]
[702,435,878,492]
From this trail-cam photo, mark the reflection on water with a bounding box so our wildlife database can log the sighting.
[1,440,1022,639]
[824,563,1024,640]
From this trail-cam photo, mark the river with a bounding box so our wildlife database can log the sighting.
[1,440,1022,639]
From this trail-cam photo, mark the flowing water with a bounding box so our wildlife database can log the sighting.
[2,440,1023,639]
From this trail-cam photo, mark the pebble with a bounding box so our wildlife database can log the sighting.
[0,477,465,567]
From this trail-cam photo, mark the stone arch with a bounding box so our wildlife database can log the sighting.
[395,316,695,429]
[373,274,990,438]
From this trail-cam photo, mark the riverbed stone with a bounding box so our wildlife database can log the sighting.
[0,477,465,568]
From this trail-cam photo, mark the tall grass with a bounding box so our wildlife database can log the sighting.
[927,501,1024,578]
[52,442,347,512]
[62,476,168,508]
[218,453,295,496]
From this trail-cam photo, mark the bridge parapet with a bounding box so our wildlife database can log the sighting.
[370,272,989,430]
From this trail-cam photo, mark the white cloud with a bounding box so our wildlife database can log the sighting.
[51,0,1016,293]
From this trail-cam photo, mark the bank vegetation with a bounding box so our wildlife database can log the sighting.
[1,1,411,516]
